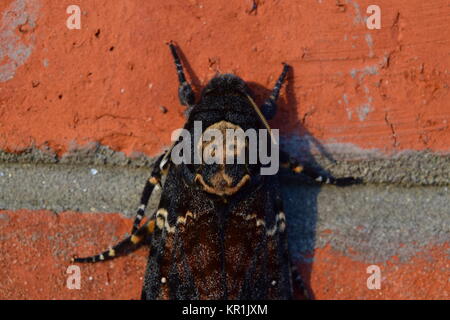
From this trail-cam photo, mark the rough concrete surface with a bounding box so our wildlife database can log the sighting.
[1,146,449,185]
[0,0,449,300]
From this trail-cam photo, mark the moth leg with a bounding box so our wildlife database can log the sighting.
[280,150,361,186]
[291,264,311,300]
[130,154,167,234]
[167,41,195,107]
[272,188,310,299]
[71,219,156,263]
[261,63,290,120]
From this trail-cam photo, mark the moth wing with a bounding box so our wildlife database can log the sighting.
[225,176,292,299]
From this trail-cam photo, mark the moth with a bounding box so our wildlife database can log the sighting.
[72,42,358,299]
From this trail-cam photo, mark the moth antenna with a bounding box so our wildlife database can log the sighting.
[245,94,278,145]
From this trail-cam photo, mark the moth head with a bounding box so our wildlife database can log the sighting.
[201,74,252,98]
[200,74,275,144]
[193,120,253,197]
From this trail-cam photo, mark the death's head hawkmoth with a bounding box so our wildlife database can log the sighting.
[72,42,359,300]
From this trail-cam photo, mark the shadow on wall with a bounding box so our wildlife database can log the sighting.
[249,68,338,300]
[178,46,335,300]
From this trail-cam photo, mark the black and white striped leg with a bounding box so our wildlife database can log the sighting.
[261,63,290,120]
[167,41,195,107]
[291,264,311,300]
[131,154,165,234]
[280,151,361,186]
[72,219,156,263]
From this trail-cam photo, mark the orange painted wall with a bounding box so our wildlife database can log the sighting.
[1,0,449,156]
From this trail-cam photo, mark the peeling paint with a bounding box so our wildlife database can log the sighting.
[0,0,41,82]
[365,33,374,58]
[348,0,365,25]
[342,94,353,120]
[347,1,375,58]
[350,65,379,81]
[355,86,374,121]
[356,100,373,121]
[346,58,382,122]
[344,77,375,121]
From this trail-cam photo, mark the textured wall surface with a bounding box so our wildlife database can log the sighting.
[0,0,448,300]
[1,0,449,155]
